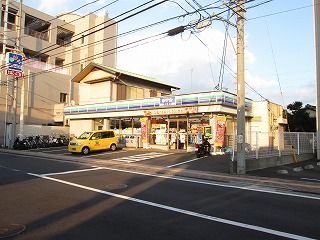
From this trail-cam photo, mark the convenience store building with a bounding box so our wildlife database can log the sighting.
[64,63,286,152]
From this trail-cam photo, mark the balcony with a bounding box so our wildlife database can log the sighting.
[56,27,74,47]
[25,59,70,75]
[1,21,16,31]
[24,14,50,41]
[24,27,49,41]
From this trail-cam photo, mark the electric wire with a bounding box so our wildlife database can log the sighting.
[0,0,163,70]
[2,0,108,35]
[217,10,231,90]
[2,2,227,78]
[248,3,315,21]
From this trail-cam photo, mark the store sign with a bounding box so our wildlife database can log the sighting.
[6,52,24,77]
[144,107,198,116]
[159,96,176,106]
[6,69,23,77]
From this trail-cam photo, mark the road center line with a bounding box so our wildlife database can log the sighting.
[166,157,205,168]
[42,167,103,176]
[28,172,316,240]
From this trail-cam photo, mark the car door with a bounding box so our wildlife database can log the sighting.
[89,132,103,151]
[101,131,114,149]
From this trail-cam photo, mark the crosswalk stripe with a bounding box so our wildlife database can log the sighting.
[111,152,172,163]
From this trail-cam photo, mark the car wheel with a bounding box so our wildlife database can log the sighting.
[110,144,117,151]
[82,146,90,155]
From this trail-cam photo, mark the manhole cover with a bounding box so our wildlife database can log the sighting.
[0,224,26,239]
[105,183,128,190]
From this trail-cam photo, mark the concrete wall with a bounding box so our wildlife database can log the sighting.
[69,119,94,137]
[246,153,315,171]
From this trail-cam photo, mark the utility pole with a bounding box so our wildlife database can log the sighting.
[3,0,10,147]
[15,0,23,142]
[236,0,246,174]
[314,0,320,160]
[8,0,23,148]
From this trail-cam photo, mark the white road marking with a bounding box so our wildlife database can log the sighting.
[300,178,320,182]
[166,157,205,168]
[28,172,317,240]
[111,152,171,163]
[1,151,320,200]
[81,150,127,158]
[100,167,320,201]
[42,167,103,176]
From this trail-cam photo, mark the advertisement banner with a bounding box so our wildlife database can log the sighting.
[140,117,148,143]
[215,115,226,147]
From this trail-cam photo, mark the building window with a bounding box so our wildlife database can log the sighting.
[81,35,85,44]
[80,63,84,71]
[55,58,64,67]
[60,93,67,103]
[150,90,157,97]
[126,86,144,100]
[117,84,126,100]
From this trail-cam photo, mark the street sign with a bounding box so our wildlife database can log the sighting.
[6,52,24,77]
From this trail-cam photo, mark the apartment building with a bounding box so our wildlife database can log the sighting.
[0,0,117,146]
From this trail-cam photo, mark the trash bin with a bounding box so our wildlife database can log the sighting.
[125,136,140,148]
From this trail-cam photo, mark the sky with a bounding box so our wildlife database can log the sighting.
[22,0,316,107]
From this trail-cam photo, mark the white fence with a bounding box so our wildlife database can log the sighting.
[226,132,316,159]
[16,124,69,138]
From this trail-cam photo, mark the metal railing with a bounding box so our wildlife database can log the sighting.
[25,59,71,75]
[24,27,49,41]
[226,132,316,159]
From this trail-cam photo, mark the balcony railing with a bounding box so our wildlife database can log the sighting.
[25,59,70,75]
[1,21,16,31]
[56,39,71,47]
[24,27,49,41]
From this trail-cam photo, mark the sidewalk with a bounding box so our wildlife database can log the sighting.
[1,148,320,196]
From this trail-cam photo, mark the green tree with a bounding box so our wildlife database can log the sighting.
[286,101,316,132]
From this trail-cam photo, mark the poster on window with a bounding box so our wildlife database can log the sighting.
[215,116,226,147]
[140,117,148,143]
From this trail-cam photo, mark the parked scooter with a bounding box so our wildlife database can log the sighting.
[195,138,211,158]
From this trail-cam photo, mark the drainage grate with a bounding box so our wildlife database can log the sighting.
[0,224,26,239]
[105,184,128,190]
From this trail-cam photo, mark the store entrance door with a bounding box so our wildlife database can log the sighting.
[169,118,187,150]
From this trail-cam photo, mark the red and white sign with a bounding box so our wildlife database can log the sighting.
[6,69,23,77]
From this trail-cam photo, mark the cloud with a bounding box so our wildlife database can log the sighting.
[118,28,240,93]
[37,0,70,15]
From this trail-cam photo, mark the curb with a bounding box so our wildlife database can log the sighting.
[1,149,320,195]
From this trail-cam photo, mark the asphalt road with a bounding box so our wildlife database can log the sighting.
[0,152,319,240]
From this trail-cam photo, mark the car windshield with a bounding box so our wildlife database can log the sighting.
[77,132,92,139]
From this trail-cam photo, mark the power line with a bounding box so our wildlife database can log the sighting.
[4,3,225,79]
[248,3,314,21]
[0,0,118,54]
[0,0,120,57]
[0,0,163,70]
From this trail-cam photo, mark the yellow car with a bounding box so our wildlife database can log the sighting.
[68,130,118,155]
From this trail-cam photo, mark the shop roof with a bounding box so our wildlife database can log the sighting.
[72,62,180,90]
